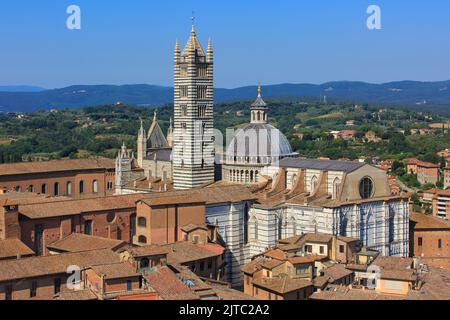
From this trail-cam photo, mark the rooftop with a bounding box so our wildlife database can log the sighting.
[0,158,115,177]
[144,266,199,300]
[279,158,365,173]
[164,241,224,265]
[19,193,149,219]
[252,275,312,294]
[47,233,127,253]
[0,248,120,282]
[0,238,34,260]
[410,213,450,230]
[90,262,140,280]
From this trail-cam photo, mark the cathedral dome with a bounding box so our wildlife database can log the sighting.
[226,122,295,165]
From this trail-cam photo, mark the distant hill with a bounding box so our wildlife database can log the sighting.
[0,85,46,93]
[0,81,449,113]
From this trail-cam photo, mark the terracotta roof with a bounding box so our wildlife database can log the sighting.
[278,235,302,245]
[90,262,140,280]
[337,236,360,243]
[208,283,258,300]
[47,233,127,253]
[260,259,285,270]
[55,289,98,300]
[322,264,353,282]
[0,238,34,260]
[0,158,115,176]
[127,244,171,258]
[436,189,450,197]
[410,213,450,230]
[407,267,450,300]
[311,288,403,300]
[252,275,312,294]
[0,192,71,206]
[0,248,120,282]
[144,266,199,300]
[19,193,150,219]
[287,255,326,265]
[301,233,333,244]
[263,249,295,261]
[164,241,224,265]
[372,256,414,271]
[140,185,257,207]
[181,224,208,233]
[381,269,417,282]
[242,257,267,275]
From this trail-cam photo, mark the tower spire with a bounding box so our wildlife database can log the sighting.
[257,81,262,97]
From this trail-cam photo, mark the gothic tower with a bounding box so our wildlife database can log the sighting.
[172,25,215,190]
[137,118,146,168]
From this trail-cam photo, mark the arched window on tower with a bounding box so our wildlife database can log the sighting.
[333,177,341,200]
[311,176,318,194]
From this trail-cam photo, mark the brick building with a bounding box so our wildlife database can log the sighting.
[0,158,116,198]
[0,192,149,256]
[410,212,450,269]
[405,158,440,185]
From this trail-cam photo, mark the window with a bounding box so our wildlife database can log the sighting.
[305,245,312,253]
[54,278,61,295]
[320,246,325,254]
[79,180,84,194]
[126,280,132,291]
[181,105,188,117]
[30,281,37,298]
[5,285,12,300]
[107,181,113,190]
[243,204,249,244]
[54,182,60,196]
[197,66,207,77]
[138,235,147,244]
[197,85,207,99]
[138,217,147,227]
[34,224,44,256]
[200,262,205,272]
[67,181,72,196]
[359,177,374,199]
[207,259,212,270]
[418,237,423,246]
[198,105,207,117]
[41,184,47,194]
[311,176,318,194]
[180,86,188,98]
[130,214,136,240]
[246,276,250,286]
[28,185,34,193]
[92,180,98,193]
[106,212,116,223]
[296,265,308,274]
[84,220,92,235]
[339,245,345,253]
[438,239,442,249]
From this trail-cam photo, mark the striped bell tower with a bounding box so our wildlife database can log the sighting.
[172,24,215,190]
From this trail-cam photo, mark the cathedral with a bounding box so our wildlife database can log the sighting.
[113,24,410,285]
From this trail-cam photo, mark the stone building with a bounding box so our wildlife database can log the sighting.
[222,84,298,185]
[172,25,215,190]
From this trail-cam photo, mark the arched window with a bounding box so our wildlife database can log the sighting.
[138,235,147,244]
[41,184,47,194]
[54,182,60,196]
[28,185,34,193]
[67,181,72,196]
[359,177,374,199]
[140,258,150,269]
[292,174,298,188]
[291,217,297,236]
[79,180,84,194]
[278,216,283,240]
[243,203,249,244]
[311,176,318,194]
[333,178,341,200]
[14,186,21,192]
[389,211,395,243]
[92,180,98,193]
[138,217,147,227]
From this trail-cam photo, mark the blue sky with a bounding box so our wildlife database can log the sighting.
[0,0,449,89]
